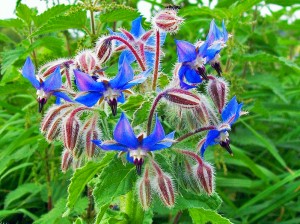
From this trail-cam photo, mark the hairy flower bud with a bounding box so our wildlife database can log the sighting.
[41,104,74,142]
[137,167,152,210]
[193,162,215,195]
[152,9,184,33]
[179,150,215,195]
[62,113,81,152]
[207,77,228,114]
[38,58,73,78]
[61,149,72,173]
[74,50,99,74]
[163,88,201,108]
[151,161,175,208]
[95,36,114,64]
[82,116,101,159]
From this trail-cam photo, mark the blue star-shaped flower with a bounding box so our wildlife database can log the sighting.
[22,57,72,112]
[200,96,243,157]
[93,113,175,174]
[111,16,166,68]
[176,39,220,89]
[74,57,150,115]
[206,19,228,47]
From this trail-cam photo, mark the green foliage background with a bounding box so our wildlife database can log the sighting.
[0,0,299,223]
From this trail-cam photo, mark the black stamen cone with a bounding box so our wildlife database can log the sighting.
[211,61,222,76]
[220,139,233,156]
[38,98,47,113]
[197,66,208,81]
[134,158,144,175]
[108,98,118,116]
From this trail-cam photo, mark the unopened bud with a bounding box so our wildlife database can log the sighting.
[72,158,82,170]
[61,149,72,173]
[151,161,175,208]
[192,95,213,126]
[74,50,99,74]
[62,114,81,151]
[95,36,114,64]
[137,167,152,210]
[38,58,73,78]
[163,88,201,108]
[82,116,101,159]
[152,9,184,34]
[207,77,228,114]
[193,162,215,195]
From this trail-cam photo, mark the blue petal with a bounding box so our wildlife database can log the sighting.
[92,140,128,151]
[74,70,105,92]
[55,97,61,105]
[146,32,166,46]
[185,66,202,83]
[200,129,220,157]
[205,43,221,62]
[118,50,136,65]
[75,92,102,107]
[176,40,197,63]
[231,103,243,124]
[222,20,228,42]
[117,92,125,103]
[149,131,175,151]
[178,65,197,90]
[145,51,155,68]
[121,69,151,89]
[126,152,134,164]
[43,67,62,92]
[221,96,238,123]
[206,19,217,45]
[130,16,145,38]
[52,91,73,102]
[22,57,40,89]
[113,113,139,148]
[110,57,134,89]
[142,115,165,149]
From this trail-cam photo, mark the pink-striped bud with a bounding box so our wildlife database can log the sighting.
[207,77,228,114]
[192,95,214,126]
[95,36,114,64]
[41,104,74,142]
[62,114,81,152]
[38,58,73,78]
[82,116,101,159]
[151,161,175,208]
[61,149,72,173]
[137,167,152,210]
[193,161,215,195]
[74,50,99,74]
[163,88,201,108]
[152,9,184,34]
[179,150,215,195]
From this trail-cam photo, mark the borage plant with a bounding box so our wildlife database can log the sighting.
[21,6,245,224]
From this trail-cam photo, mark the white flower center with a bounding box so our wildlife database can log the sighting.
[129,148,147,160]
[103,87,120,101]
[36,89,48,100]
[217,131,229,143]
[188,55,206,70]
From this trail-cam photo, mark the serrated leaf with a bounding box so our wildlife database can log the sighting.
[93,157,137,207]
[28,36,65,55]
[0,47,27,73]
[120,95,145,113]
[0,18,25,28]
[66,153,114,210]
[189,208,232,224]
[100,5,140,23]
[132,101,151,126]
[34,4,72,28]
[32,10,87,36]
[16,3,34,25]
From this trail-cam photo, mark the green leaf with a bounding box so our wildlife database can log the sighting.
[0,209,38,221]
[189,208,232,224]
[66,153,114,211]
[32,9,87,36]
[34,4,72,28]
[28,36,65,54]
[93,157,137,207]
[180,6,231,20]
[265,0,299,6]
[4,183,42,209]
[241,120,288,170]
[231,0,263,16]
[0,47,27,73]
[100,4,140,23]
[132,101,151,126]
[0,18,24,28]
[16,3,34,25]
[120,95,145,114]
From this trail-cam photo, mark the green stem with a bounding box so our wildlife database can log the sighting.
[121,191,144,224]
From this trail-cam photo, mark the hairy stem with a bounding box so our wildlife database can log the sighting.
[175,126,215,143]
[45,144,53,211]
[108,36,146,71]
[152,29,160,91]
[90,9,96,36]
[147,92,164,135]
